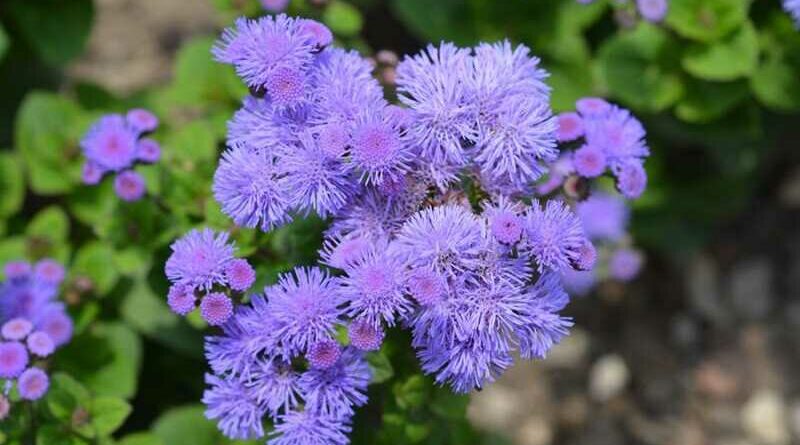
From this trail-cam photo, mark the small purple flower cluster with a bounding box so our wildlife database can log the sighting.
[164,229,256,326]
[785,0,800,27]
[172,13,655,445]
[578,0,668,23]
[80,109,161,201]
[561,193,645,296]
[0,259,73,416]
[555,97,649,199]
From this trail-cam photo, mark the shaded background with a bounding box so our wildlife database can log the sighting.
[1,0,799,444]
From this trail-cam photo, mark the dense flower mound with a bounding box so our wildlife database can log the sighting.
[169,13,655,445]
[80,108,160,201]
[164,229,255,326]
[0,259,73,415]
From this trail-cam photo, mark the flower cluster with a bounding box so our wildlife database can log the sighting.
[80,108,161,201]
[578,0,668,23]
[164,229,256,326]
[554,97,649,199]
[785,0,800,27]
[177,12,656,445]
[561,192,645,296]
[0,259,73,417]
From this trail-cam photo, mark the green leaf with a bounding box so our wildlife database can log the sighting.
[0,24,8,62]
[91,397,132,436]
[0,153,24,217]
[390,0,476,45]
[36,425,90,445]
[323,1,363,37]
[166,37,246,108]
[666,0,748,42]
[83,323,142,399]
[393,375,428,410]
[367,351,394,384]
[549,62,596,112]
[597,23,684,112]
[72,242,119,296]
[27,206,70,244]
[0,237,26,273]
[682,21,758,81]
[46,373,91,421]
[69,181,117,237]
[118,433,165,445]
[15,92,86,195]
[153,405,260,445]
[751,56,800,110]
[675,79,749,122]
[6,0,94,65]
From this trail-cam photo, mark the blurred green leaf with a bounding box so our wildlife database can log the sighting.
[6,0,94,65]
[72,242,119,296]
[27,206,70,245]
[682,21,758,81]
[46,373,91,421]
[666,0,748,42]
[118,433,165,445]
[166,37,246,109]
[15,92,86,195]
[675,79,749,122]
[91,397,132,436]
[368,351,394,384]
[751,56,800,110]
[152,405,260,445]
[597,23,684,112]
[393,375,427,410]
[323,1,363,37]
[83,323,142,399]
[0,152,24,217]
[0,237,26,272]
[0,24,8,62]
[69,181,118,238]
[390,0,476,44]
[36,425,89,445]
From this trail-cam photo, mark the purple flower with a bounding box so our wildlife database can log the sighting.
[314,123,349,158]
[244,359,300,418]
[213,15,314,89]
[283,131,356,218]
[786,0,800,27]
[34,259,65,286]
[339,249,411,327]
[609,248,644,282]
[265,67,308,109]
[165,228,235,292]
[114,170,146,202]
[126,108,159,133]
[406,268,448,307]
[269,410,351,445]
[298,348,370,418]
[18,367,49,400]
[560,269,596,297]
[584,106,648,169]
[574,240,597,271]
[348,319,384,351]
[637,0,668,22]
[3,261,31,280]
[225,259,256,292]
[306,339,342,370]
[483,197,524,245]
[27,332,55,357]
[615,160,647,199]
[81,115,139,172]
[213,145,290,231]
[136,138,161,163]
[36,306,73,347]
[227,96,302,151]
[82,162,103,185]
[523,200,588,272]
[394,205,484,277]
[262,0,290,12]
[576,192,630,241]
[203,374,266,440]
[167,285,196,315]
[575,97,611,117]
[265,267,345,358]
[320,236,371,270]
[2,318,33,341]
[298,19,333,48]
[556,112,584,142]
[201,293,234,326]
[573,144,607,178]
[0,342,28,378]
[348,115,411,186]
[515,274,573,360]
[396,43,477,164]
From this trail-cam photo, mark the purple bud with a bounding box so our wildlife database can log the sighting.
[200,293,233,326]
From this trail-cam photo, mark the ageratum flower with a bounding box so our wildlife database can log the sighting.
[609,248,645,282]
[556,112,584,142]
[583,105,649,169]
[26,332,54,358]
[81,115,139,172]
[213,15,315,90]
[615,160,648,199]
[165,229,235,292]
[225,259,256,292]
[515,274,573,360]
[338,248,411,327]
[203,374,266,440]
[1,319,32,341]
[298,348,370,419]
[637,0,668,22]
[577,192,630,242]
[227,96,304,150]
[347,319,384,351]
[396,43,477,164]
[213,145,290,231]
[306,339,342,370]
[265,267,345,358]
[523,200,589,272]
[17,368,49,401]
[114,170,146,202]
[200,293,234,326]
[269,410,351,445]
[394,205,484,277]
[0,342,28,378]
[244,359,301,418]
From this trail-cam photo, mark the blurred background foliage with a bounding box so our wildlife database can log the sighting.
[0,0,798,444]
